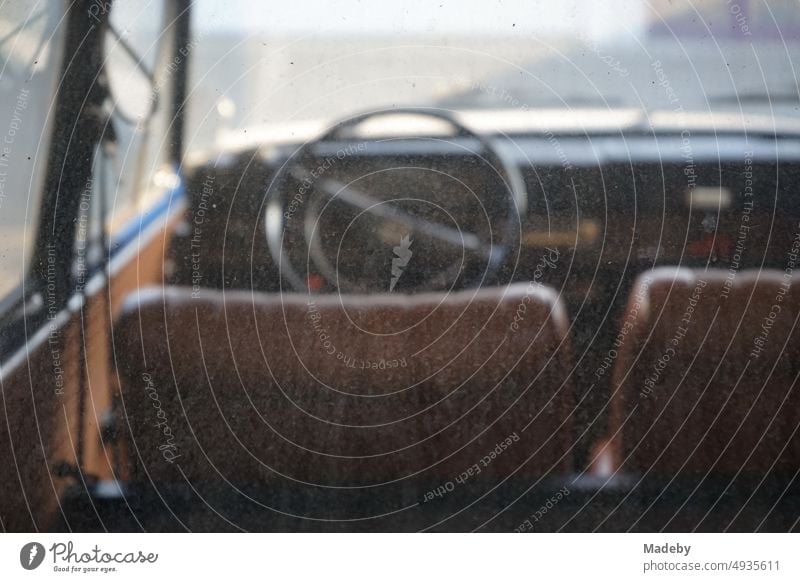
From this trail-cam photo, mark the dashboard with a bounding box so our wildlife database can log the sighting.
[174,132,800,294]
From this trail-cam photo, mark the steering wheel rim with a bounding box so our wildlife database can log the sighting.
[265,107,527,293]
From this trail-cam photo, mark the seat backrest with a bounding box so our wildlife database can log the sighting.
[608,267,800,475]
[114,284,574,488]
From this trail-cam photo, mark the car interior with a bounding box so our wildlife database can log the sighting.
[1,0,799,533]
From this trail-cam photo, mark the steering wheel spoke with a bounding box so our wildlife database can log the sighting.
[267,108,526,293]
[291,164,493,260]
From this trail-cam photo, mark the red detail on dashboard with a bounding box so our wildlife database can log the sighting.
[306,274,325,292]
[687,234,733,258]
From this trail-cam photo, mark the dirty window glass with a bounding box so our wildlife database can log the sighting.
[103,0,173,232]
[0,4,62,299]
[185,0,800,153]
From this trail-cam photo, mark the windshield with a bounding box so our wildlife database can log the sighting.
[186,0,800,153]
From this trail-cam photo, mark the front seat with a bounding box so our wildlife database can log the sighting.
[606,267,800,476]
[113,284,575,493]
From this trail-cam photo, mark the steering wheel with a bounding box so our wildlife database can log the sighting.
[265,107,527,294]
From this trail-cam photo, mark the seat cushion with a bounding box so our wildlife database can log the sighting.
[114,284,575,488]
[609,267,800,475]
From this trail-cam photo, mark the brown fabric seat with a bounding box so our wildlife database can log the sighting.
[114,284,574,488]
[607,267,800,476]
